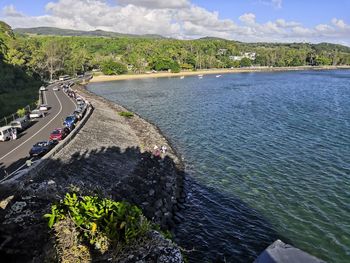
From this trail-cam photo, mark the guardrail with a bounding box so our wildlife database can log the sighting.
[1,88,94,185]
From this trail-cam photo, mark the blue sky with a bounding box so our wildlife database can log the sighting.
[0,0,349,45]
[192,0,350,27]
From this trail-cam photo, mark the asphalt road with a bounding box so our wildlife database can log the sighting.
[0,83,77,179]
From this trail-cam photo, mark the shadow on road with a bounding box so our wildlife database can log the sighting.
[0,155,30,179]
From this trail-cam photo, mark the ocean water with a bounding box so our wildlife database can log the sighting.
[88,70,350,262]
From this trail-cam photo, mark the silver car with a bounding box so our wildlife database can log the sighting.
[29,110,45,119]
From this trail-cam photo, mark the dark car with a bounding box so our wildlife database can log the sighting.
[63,115,77,131]
[49,128,69,141]
[29,140,58,157]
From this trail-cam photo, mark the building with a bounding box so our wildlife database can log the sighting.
[229,52,256,61]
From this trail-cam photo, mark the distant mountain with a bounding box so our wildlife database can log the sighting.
[14,27,165,39]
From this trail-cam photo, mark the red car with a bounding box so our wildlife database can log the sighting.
[49,128,68,141]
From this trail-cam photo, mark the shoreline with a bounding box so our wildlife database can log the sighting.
[89,65,350,83]
[0,78,187,262]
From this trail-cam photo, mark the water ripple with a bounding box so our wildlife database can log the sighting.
[89,70,350,263]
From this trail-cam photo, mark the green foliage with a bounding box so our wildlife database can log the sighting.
[101,59,128,75]
[315,56,332,66]
[152,57,180,73]
[16,107,26,117]
[44,193,151,246]
[240,57,252,67]
[118,111,134,118]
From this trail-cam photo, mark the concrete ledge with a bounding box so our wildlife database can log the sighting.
[254,240,325,263]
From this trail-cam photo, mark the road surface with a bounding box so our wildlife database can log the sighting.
[0,83,76,179]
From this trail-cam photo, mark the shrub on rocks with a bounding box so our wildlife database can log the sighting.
[44,193,153,258]
[118,111,134,118]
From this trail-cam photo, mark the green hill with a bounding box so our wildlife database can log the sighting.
[14,27,165,39]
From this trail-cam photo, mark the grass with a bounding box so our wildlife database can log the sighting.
[118,111,134,118]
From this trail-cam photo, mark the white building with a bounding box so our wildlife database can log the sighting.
[229,52,256,61]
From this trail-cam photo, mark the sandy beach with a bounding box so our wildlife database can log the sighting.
[89,65,350,83]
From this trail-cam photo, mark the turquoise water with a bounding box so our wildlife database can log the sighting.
[88,70,350,262]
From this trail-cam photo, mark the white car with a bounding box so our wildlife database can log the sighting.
[40,86,47,91]
[39,104,49,111]
[53,86,60,91]
[29,110,45,119]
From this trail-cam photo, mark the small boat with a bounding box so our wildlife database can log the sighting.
[198,74,203,79]
[216,75,222,78]
[180,76,185,79]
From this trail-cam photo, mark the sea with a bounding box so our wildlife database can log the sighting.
[88,70,350,263]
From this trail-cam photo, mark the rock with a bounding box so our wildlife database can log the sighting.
[154,199,163,209]
[254,239,325,263]
[149,189,155,196]
[47,180,55,185]
[0,195,14,209]
[10,201,27,214]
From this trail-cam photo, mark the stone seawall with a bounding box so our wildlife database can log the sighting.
[0,83,185,262]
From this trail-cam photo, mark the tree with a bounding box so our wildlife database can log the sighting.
[240,57,252,67]
[101,59,127,75]
[43,40,67,80]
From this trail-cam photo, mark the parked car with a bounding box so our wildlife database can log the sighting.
[40,86,47,91]
[49,128,69,141]
[53,86,60,91]
[0,126,12,141]
[63,115,77,130]
[77,100,85,107]
[29,140,58,157]
[29,110,45,119]
[73,109,82,120]
[39,104,49,111]
[10,116,30,132]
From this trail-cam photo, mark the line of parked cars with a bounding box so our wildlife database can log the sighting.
[0,99,49,142]
[29,84,88,158]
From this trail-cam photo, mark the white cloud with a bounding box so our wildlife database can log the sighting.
[117,0,190,9]
[1,0,349,46]
[275,19,300,28]
[239,13,256,25]
[258,0,282,9]
[271,0,282,9]
[2,4,24,17]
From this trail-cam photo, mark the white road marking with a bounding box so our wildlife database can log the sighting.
[0,91,63,161]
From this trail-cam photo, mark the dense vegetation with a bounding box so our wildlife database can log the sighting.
[0,21,42,119]
[10,26,350,80]
[1,21,350,118]
[44,193,157,260]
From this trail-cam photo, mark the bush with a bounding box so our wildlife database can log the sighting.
[17,107,26,117]
[170,62,181,73]
[240,57,252,67]
[44,193,151,247]
[118,111,134,118]
[101,60,128,75]
[153,58,181,73]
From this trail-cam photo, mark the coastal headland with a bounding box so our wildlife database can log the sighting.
[0,82,185,262]
[90,65,350,83]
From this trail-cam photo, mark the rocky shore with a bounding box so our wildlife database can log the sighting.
[0,83,186,262]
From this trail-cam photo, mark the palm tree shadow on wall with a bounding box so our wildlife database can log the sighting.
[0,146,285,262]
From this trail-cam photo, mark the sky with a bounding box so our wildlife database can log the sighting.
[0,0,349,45]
